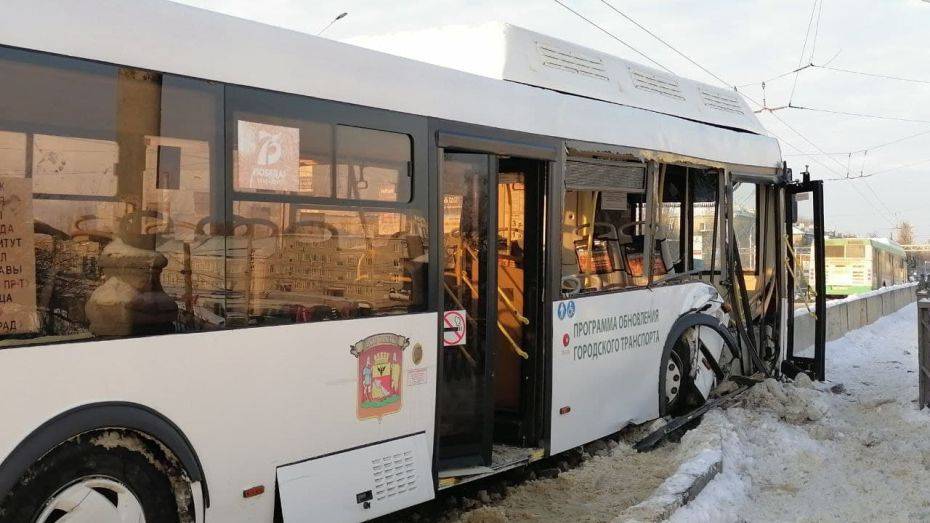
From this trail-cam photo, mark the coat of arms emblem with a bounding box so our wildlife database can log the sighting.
[350,333,409,420]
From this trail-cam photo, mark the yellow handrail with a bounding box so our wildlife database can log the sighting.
[499,288,530,326]
[498,320,530,359]
[457,240,531,359]
[462,242,530,325]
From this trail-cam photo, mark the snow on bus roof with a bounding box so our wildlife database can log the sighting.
[0,0,782,171]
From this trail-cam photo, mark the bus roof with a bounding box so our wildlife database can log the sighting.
[351,23,767,136]
[0,0,783,173]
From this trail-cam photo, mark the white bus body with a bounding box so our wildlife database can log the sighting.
[0,1,807,522]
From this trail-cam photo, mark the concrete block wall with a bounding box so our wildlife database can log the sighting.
[793,283,917,352]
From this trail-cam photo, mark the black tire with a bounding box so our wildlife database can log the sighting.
[0,433,189,523]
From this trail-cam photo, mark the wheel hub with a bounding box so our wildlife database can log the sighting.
[35,476,145,523]
[665,352,683,405]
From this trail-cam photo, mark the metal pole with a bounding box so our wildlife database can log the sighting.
[317,12,348,36]
[919,299,930,408]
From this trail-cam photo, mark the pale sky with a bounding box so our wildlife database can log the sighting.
[174,0,930,240]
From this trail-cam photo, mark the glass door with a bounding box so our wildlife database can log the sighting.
[438,152,496,467]
[785,177,826,380]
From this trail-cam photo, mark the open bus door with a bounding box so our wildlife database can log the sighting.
[436,136,552,475]
[784,174,826,381]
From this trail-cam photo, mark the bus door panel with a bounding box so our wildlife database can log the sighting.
[784,178,826,380]
[438,152,496,467]
[493,157,547,446]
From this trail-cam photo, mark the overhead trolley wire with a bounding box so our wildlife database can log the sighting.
[769,129,846,179]
[761,111,908,222]
[782,128,930,157]
[826,156,930,181]
[766,110,848,173]
[787,104,930,125]
[551,0,675,74]
[812,64,930,86]
[575,0,915,195]
[588,0,860,189]
[789,0,821,104]
[846,180,896,226]
[809,0,825,63]
[862,178,898,224]
[598,0,731,88]
[592,0,774,119]
[737,61,930,90]
[772,128,893,223]
[734,65,812,89]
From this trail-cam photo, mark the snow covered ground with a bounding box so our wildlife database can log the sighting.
[456,441,681,522]
[450,301,923,523]
[673,301,929,522]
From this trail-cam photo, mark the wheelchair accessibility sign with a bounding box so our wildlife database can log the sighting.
[557,301,576,321]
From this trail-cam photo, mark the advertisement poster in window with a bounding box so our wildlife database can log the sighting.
[0,177,37,333]
[237,120,300,192]
[32,135,118,197]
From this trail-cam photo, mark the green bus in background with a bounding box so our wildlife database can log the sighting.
[824,238,907,297]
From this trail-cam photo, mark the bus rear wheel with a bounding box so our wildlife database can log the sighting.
[0,433,192,523]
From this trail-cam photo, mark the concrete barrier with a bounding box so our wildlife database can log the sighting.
[866,294,883,324]
[826,302,848,341]
[793,283,917,351]
[846,299,867,331]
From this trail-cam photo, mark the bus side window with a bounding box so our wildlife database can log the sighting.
[655,166,723,276]
[560,190,645,296]
[733,182,759,274]
[227,202,428,326]
[227,87,427,327]
[690,169,721,272]
[656,166,686,273]
[0,46,226,344]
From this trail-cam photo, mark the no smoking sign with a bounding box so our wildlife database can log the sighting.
[443,310,467,347]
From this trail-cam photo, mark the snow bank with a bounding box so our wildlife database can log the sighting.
[672,302,930,522]
[613,413,729,523]
[737,377,830,424]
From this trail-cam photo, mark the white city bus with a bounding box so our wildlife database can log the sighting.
[0,1,826,522]
[824,237,907,296]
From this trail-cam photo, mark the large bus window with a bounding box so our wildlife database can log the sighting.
[691,169,720,271]
[227,86,427,326]
[230,93,412,204]
[657,166,686,272]
[654,166,722,275]
[732,182,759,272]
[227,202,427,326]
[0,46,225,345]
[336,125,411,202]
[560,190,647,296]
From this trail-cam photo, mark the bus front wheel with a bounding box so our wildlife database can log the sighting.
[663,339,700,416]
[0,431,194,523]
